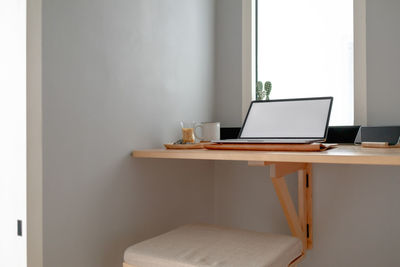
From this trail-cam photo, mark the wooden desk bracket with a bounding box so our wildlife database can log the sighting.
[248,161,313,252]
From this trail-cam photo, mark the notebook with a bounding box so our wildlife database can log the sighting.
[214,97,333,144]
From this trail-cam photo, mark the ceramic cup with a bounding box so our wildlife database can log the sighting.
[194,122,220,141]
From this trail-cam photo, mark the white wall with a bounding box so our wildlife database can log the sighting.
[214,0,400,266]
[0,1,27,266]
[42,1,215,266]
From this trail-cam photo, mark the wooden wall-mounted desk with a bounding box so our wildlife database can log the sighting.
[132,145,400,254]
[133,145,400,166]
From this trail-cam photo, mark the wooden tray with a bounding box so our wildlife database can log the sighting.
[164,143,208,149]
[361,142,400,148]
[204,143,337,152]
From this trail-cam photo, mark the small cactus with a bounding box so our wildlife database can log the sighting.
[256,81,272,100]
[264,81,272,100]
[256,81,265,100]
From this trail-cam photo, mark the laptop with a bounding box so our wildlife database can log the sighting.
[214,97,333,144]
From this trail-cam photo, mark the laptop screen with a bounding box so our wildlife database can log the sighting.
[240,97,333,139]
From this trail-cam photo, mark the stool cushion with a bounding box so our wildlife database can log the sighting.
[124,224,302,267]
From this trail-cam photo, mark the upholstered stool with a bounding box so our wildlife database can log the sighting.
[123,224,303,267]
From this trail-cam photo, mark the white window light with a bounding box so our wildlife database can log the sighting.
[242,0,367,126]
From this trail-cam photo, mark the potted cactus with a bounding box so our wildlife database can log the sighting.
[256,81,272,100]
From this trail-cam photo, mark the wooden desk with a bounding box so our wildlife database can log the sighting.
[133,145,400,166]
[132,145,400,255]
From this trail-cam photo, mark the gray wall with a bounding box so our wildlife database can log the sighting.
[214,0,242,127]
[40,0,400,266]
[215,162,400,266]
[42,1,215,267]
[366,0,400,126]
[214,0,400,266]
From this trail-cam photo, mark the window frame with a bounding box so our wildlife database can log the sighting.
[242,0,367,125]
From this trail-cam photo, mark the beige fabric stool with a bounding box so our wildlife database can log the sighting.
[123,224,303,267]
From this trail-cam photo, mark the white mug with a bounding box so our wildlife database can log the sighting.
[194,122,220,141]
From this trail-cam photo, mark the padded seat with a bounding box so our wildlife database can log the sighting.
[124,224,303,267]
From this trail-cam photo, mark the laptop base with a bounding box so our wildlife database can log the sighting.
[213,139,323,144]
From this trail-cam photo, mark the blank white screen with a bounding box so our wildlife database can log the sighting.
[241,99,331,138]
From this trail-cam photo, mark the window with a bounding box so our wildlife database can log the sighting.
[254,0,357,125]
